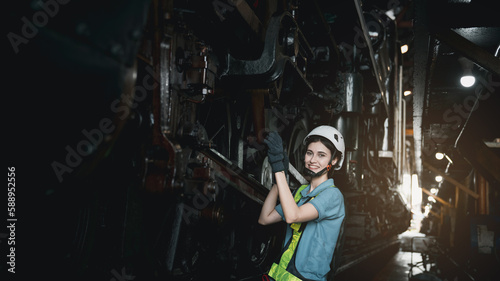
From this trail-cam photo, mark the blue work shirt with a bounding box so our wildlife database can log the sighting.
[275,178,345,281]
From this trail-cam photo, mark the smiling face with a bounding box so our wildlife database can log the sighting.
[304,140,337,176]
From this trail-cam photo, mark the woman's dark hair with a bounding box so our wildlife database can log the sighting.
[305,136,339,176]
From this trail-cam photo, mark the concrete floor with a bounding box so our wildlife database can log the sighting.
[335,231,428,281]
[371,250,426,281]
[335,247,423,281]
[246,230,490,281]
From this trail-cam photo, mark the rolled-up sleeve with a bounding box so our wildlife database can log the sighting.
[308,188,344,222]
[275,204,285,221]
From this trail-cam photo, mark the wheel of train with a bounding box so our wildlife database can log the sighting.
[287,114,310,189]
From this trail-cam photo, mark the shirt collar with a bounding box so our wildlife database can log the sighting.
[301,178,335,198]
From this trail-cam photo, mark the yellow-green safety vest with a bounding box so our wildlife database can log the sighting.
[268,184,319,281]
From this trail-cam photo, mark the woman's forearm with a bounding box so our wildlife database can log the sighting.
[275,171,301,224]
[258,184,279,225]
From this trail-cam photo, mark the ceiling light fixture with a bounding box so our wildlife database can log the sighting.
[460,73,475,87]
[435,152,444,160]
[435,175,443,182]
[458,56,475,87]
[435,151,454,165]
[401,44,408,54]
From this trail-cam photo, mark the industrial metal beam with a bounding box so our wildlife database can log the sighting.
[473,141,500,184]
[458,139,500,185]
[201,148,269,204]
[421,187,453,208]
[423,161,479,199]
[353,0,389,116]
[412,0,429,178]
[435,29,500,77]
[428,209,441,219]
[229,0,264,38]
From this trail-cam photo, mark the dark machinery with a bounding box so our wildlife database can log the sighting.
[6,1,412,280]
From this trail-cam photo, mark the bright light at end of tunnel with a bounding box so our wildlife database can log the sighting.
[404,90,412,96]
[401,44,408,54]
[460,75,475,87]
[411,174,422,213]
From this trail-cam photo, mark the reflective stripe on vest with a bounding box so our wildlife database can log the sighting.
[268,185,310,281]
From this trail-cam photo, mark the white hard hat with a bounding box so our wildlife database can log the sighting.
[303,125,345,170]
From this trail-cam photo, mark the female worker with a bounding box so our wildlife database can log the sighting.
[259,125,346,281]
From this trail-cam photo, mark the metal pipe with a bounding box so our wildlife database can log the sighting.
[353,0,389,116]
